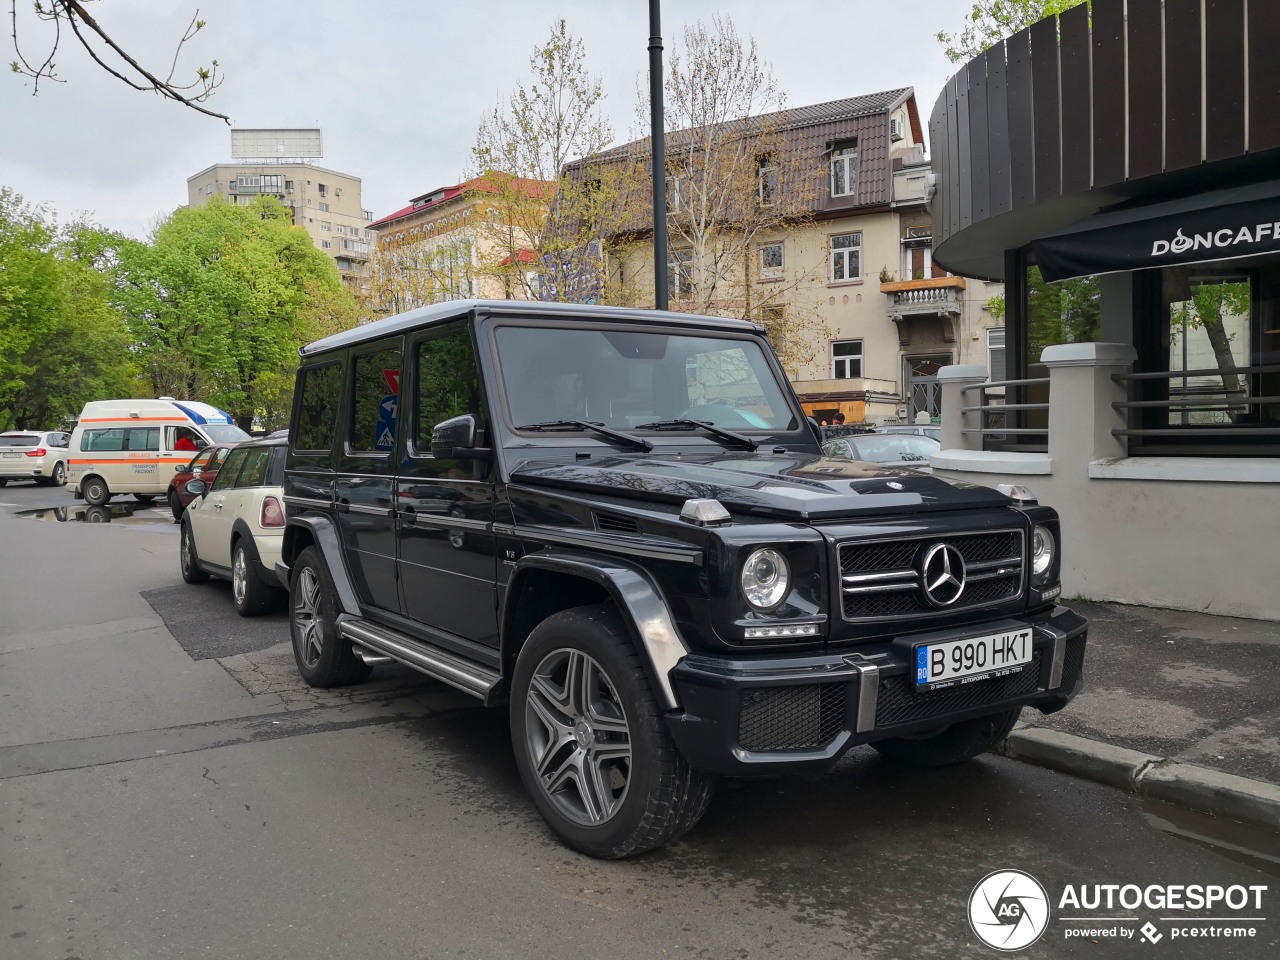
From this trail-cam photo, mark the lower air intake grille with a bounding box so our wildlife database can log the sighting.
[738,684,846,752]
[874,652,1043,728]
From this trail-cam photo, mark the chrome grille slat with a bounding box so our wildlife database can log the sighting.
[838,528,1025,622]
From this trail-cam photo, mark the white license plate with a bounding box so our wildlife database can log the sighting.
[914,627,1033,689]
[2,452,21,458]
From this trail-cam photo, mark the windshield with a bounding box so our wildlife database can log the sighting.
[849,435,941,463]
[202,423,252,443]
[494,326,798,434]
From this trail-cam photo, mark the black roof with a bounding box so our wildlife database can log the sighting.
[300,299,764,357]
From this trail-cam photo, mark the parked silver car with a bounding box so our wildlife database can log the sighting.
[0,430,70,486]
[822,433,941,471]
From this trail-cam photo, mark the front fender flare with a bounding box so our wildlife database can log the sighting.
[280,515,360,616]
[505,550,689,711]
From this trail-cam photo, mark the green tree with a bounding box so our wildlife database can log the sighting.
[937,0,1086,63]
[0,190,139,430]
[470,19,622,302]
[107,196,357,430]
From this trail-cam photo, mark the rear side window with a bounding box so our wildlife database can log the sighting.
[235,448,272,488]
[295,362,343,452]
[211,449,248,491]
[209,447,231,471]
[350,346,401,454]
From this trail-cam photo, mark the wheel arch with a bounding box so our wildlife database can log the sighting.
[281,515,361,616]
[501,551,689,710]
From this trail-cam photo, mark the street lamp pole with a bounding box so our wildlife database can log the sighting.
[649,0,669,311]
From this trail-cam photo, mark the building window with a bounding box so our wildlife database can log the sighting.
[322,239,331,249]
[285,180,294,192]
[318,183,327,196]
[318,202,329,213]
[320,221,331,231]
[829,142,858,198]
[337,224,346,235]
[987,327,1006,382]
[762,303,784,332]
[832,340,863,379]
[830,232,861,282]
[760,242,784,279]
[668,249,694,299]
[758,157,778,206]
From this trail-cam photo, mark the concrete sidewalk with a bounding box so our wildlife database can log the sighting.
[1005,600,1280,829]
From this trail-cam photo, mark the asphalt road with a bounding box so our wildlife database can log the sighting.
[2,479,1277,960]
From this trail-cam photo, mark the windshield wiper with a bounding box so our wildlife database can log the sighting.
[634,418,759,451]
[516,419,653,452]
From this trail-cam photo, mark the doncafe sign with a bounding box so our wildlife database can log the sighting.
[1152,223,1280,257]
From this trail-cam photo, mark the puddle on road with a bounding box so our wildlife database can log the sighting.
[16,503,173,525]
[1143,798,1280,877]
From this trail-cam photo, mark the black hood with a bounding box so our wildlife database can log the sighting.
[510,451,1011,521]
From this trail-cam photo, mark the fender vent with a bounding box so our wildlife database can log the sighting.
[594,511,641,534]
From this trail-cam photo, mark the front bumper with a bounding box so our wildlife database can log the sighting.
[665,605,1087,776]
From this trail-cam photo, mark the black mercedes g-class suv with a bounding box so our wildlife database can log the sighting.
[277,299,1086,858]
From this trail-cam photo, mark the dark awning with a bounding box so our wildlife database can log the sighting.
[1030,179,1280,282]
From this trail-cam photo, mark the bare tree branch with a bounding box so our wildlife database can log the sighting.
[9,0,227,122]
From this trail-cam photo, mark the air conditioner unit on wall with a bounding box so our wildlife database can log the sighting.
[890,117,904,142]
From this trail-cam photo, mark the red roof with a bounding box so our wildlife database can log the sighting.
[500,249,538,267]
[367,173,555,232]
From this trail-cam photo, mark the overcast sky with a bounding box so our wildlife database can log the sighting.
[1,0,965,239]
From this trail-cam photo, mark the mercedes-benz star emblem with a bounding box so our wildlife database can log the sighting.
[921,542,966,606]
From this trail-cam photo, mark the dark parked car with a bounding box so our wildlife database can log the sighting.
[275,300,1087,858]
[167,443,237,519]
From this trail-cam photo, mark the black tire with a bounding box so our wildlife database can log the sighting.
[50,460,67,486]
[231,539,275,617]
[134,493,156,504]
[180,522,210,584]
[870,707,1024,768]
[510,604,716,859]
[0,478,7,487]
[168,488,184,521]
[82,475,110,506]
[289,546,371,687]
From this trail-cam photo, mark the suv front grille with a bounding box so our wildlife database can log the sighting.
[737,684,846,752]
[839,530,1024,622]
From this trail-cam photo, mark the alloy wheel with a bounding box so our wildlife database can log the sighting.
[293,567,325,669]
[232,548,247,607]
[181,529,194,575]
[524,648,632,826]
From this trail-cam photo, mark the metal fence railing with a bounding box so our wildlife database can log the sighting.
[960,377,1050,451]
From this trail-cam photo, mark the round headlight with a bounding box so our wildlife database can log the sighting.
[1032,525,1055,578]
[741,547,790,610]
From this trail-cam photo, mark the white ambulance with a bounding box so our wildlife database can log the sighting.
[68,399,252,506]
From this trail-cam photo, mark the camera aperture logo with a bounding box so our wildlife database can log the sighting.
[969,870,1050,951]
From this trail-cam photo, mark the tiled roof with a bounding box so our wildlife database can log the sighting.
[367,173,554,231]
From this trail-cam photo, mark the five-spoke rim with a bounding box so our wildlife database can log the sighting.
[232,547,247,606]
[293,566,324,668]
[524,648,632,826]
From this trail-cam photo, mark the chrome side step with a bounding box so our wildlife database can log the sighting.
[339,619,499,701]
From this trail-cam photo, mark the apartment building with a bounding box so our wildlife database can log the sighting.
[365,174,554,311]
[187,147,374,288]
[566,88,1003,425]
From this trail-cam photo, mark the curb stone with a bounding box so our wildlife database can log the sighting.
[999,728,1280,833]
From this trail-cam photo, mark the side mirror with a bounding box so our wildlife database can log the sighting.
[195,439,209,450]
[185,479,208,497]
[431,414,491,460]
[174,464,187,474]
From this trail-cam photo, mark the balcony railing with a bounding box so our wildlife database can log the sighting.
[230,182,285,195]
[880,276,965,317]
